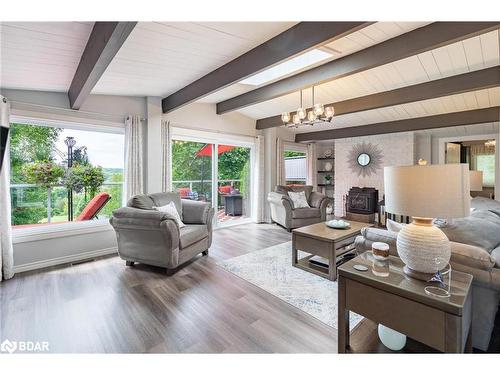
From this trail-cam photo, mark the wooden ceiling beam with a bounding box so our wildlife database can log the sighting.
[295,107,500,142]
[69,22,137,109]
[161,22,372,113]
[256,66,500,129]
[217,22,500,114]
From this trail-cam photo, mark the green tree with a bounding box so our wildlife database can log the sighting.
[64,164,105,200]
[10,124,62,225]
[171,142,251,200]
[9,123,61,183]
[284,150,305,158]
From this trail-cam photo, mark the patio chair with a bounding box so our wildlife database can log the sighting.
[76,192,112,221]
[13,192,112,229]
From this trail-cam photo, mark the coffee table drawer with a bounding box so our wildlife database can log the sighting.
[345,278,446,351]
[293,234,332,258]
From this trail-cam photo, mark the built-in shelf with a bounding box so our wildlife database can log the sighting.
[317,184,334,187]
[317,157,334,161]
[317,170,334,173]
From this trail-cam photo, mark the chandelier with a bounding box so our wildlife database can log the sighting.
[485,139,496,148]
[281,86,334,128]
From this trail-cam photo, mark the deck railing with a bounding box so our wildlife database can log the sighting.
[10,182,123,224]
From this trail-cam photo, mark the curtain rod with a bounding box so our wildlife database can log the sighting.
[9,100,146,122]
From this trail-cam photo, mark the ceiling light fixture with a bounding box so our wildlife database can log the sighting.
[281,86,334,128]
[485,139,496,148]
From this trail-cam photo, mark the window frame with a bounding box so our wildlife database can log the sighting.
[9,115,125,240]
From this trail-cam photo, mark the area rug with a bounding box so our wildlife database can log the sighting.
[218,241,363,331]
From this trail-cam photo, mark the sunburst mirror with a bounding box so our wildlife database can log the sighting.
[348,142,383,177]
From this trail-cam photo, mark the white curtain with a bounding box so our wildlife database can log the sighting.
[306,142,317,189]
[0,96,14,281]
[160,119,171,191]
[124,115,144,199]
[254,135,266,223]
[276,138,285,186]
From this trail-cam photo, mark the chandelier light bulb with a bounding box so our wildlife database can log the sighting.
[297,107,307,120]
[292,114,301,125]
[313,103,324,117]
[281,112,290,123]
[324,106,334,118]
[307,110,317,122]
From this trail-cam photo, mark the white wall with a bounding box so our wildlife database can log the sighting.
[146,96,163,193]
[1,89,148,271]
[165,102,256,137]
[334,132,415,217]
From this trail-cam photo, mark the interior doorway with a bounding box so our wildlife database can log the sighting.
[442,137,497,200]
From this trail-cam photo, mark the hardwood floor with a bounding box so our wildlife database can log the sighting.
[2,223,497,353]
[0,224,338,353]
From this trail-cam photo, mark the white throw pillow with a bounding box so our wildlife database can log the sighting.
[288,191,310,209]
[153,201,185,228]
[386,219,404,233]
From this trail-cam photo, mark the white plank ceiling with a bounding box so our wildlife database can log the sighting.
[237,29,500,125]
[289,87,500,134]
[199,22,431,104]
[91,22,297,97]
[0,22,94,92]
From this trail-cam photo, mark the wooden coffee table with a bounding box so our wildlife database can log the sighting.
[291,220,370,281]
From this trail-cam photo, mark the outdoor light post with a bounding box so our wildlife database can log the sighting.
[65,136,76,221]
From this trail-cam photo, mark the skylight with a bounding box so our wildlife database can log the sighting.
[239,49,332,86]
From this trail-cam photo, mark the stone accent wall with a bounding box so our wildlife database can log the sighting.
[334,132,415,217]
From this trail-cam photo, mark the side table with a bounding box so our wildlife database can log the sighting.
[338,252,473,353]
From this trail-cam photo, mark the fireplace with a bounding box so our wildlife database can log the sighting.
[346,187,378,214]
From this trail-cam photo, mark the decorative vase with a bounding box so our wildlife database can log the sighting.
[324,162,333,171]
[324,149,332,158]
[378,324,406,351]
[396,218,451,277]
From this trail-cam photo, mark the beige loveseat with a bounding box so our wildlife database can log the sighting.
[354,197,500,351]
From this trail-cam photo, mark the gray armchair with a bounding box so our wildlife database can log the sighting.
[268,185,329,231]
[110,192,214,275]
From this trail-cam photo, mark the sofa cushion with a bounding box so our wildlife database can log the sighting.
[127,194,155,210]
[386,219,404,233]
[275,185,292,195]
[179,224,208,249]
[470,209,500,226]
[436,210,500,252]
[450,241,495,271]
[491,246,500,268]
[149,192,182,217]
[275,185,313,200]
[292,207,320,219]
[288,191,310,209]
[153,201,186,228]
[471,197,500,212]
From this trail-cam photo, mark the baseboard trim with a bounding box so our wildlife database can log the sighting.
[13,247,118,274]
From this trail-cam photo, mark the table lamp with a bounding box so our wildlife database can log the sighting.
[384,164,470,280]
[469,170,483,192]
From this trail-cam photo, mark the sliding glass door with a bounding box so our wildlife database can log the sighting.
[171,140,214,205]
[171,137,254,227]
[216,144,252,226]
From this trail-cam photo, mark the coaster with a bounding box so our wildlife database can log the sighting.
[353,264,368,272]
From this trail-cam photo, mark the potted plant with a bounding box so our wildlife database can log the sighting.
[64,164,105,201]
[22,161,65,223]
[324,174,333,185]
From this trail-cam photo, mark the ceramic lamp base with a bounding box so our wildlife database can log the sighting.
[396,218,451,276]
[403,265,435,281]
